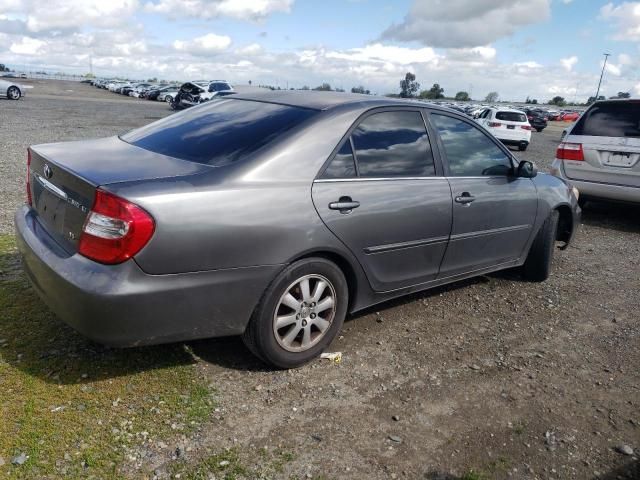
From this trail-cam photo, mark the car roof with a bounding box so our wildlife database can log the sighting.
[227,90,454,112]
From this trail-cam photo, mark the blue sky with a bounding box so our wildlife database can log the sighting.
[1,0,639,101]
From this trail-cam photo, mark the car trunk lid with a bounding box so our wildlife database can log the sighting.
[28,136,210,253]
[563,135,640,187]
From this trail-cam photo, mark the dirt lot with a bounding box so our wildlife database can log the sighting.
[1,80,639,479]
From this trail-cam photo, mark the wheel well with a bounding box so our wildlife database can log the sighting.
[555,205,573,244]
[294,251,359,312]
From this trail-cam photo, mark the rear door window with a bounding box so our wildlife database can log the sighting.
[122,99,317,166]
[572,102,640,137]
[323,142,357,179]
[350,111,436,177]
[495,112,527,122]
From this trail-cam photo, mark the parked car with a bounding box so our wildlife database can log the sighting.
[524,109,548,132]
[475,107,533,150]
[146,85,178,101]
[15,92,579,368]
[559,111,580,122]
[551,99,640,207]
[0,78,25,100]
[171,80,235,110]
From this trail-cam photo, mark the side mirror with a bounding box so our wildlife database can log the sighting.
[517,160,537,179]
[561,129,567,140]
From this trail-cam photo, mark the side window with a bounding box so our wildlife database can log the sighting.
[322,141,357,179]
[431,114,513,177]
[351,111,435,177]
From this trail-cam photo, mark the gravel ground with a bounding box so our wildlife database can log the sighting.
[1,80,639,479]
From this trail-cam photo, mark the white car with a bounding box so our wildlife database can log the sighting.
[0,78,25,100]
[551,99,640,206]
[476,107,533,151]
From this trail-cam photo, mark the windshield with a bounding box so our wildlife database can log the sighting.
[495,112,527,122]
[122,99,317,166]
[572,102,640,137]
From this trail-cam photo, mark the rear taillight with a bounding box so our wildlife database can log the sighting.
[78,189,155,265]
[488,122,501,127]
[26,149,33,206]
[556,142,584,161]
[521,125,534,131]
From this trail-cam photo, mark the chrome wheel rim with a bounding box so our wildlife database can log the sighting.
[273,274,337,353]
[8,87,19,99]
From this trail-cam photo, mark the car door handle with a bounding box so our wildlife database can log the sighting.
[329,197,360,213]
[455,193,476,204]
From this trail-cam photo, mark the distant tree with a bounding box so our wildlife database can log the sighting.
[335,87,345,92]
[0,64,7,72]
[248,80,252,86]
[399,72,420,98]
[454,91,470,101]
[351,85,368,94]
[485,91,499,103]
[586,95,606,104]
[420,83,445,99]
[548,96,566,106]
[525,96,539,104]
[300,85,310,90]
[313,83,332,91]
[612,91,630,99]
[147,77,157,82]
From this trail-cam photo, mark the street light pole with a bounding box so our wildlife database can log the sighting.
[595,53,611,101]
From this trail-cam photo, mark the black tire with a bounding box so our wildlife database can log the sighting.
[7,86,21,100]
[242,257,348,369]
[578,197,587,209]
[536,128,543,133]
[518,142,528,151]
[522,210,559,282]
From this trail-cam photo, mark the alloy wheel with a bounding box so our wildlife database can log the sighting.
[8,87,20,100]
[273,274,337,352]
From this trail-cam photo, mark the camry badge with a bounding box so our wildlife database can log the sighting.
[43,164,53,179]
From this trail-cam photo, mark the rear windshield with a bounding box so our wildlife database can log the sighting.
[495,111,527,122]
[122,99,317,166]
[571,102,640,138]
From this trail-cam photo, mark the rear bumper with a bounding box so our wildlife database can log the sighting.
[551,159,640,204]
[15,206,281,347]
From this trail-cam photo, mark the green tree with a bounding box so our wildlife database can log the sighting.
[549,96,566,106]
[586,95,605,104]
[313,83,332,91]
[399,72,420,98]
[485,91,499,103]
[454,91,470,101]
[420,83,445,99]
[351,85,370,94]
[613,91,630,99]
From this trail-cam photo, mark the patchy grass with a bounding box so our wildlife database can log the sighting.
[170,447,296,480]
[0,235,215,478]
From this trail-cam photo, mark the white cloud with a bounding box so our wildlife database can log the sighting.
[144,0,293,20]
[325,43,440,65]
[173,33,232,55]
[600,2,640,41]
[236,43,263,55]
[9,36,46,55]
[381,0,551,47]
[560,55,578,71]
[605,62,622,76]
[635,82,640,95]
[14,0,138,32]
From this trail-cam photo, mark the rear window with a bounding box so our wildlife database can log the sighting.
[495,111,527,122]
[571,102,640,138]
[121,99,317,166]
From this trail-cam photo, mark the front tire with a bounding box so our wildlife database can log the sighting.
[522,210,559,282]
[242,258,348,369]
[7,86,21,100]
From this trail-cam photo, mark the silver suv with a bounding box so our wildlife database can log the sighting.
[551,99,639,206]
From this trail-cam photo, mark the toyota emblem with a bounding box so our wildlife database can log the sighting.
[43,164,53,179]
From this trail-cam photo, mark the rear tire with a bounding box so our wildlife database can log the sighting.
[522,210,559,282]
[7,86,21,100]
[242,258,348,369]
[536,128,543,133]
[518,142,528,151]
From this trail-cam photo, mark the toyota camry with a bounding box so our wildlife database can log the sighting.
[15,91,580,368]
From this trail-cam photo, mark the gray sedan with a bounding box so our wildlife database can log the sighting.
[15,91,580,368]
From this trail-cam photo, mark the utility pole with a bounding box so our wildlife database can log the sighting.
[594,53,611,101]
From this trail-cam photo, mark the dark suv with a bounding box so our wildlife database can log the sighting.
[525,109,548,132]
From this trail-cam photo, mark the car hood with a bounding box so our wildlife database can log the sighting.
[31,136,211,187]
